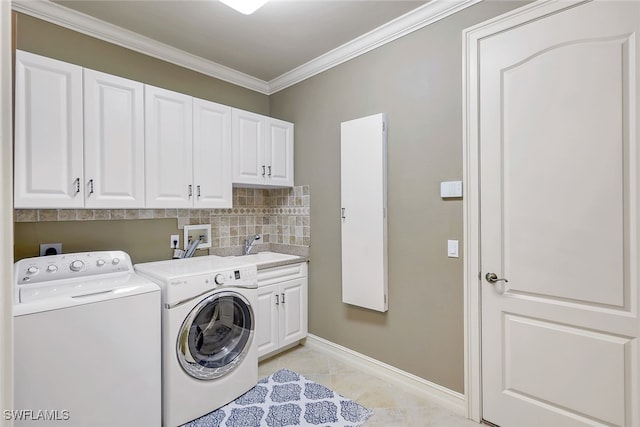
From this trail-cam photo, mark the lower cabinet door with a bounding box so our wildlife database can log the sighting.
[279,278,308,348]
[256,284,279,358]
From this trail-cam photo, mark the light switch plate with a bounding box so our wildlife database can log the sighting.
[441,181,463,198]
[447,240,459,258]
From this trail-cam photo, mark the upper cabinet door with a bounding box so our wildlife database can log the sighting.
[193,98,232,208]
[232,108,266,186]
[14,50,84,208]
[84,69,145,208]
[145,85,193,208]
[266,118,294,187]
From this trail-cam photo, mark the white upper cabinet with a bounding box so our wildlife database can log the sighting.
[145,85,193,208]
[232,109,265,186]
[145,85,233,209]
[84,69,145,208]
[193,99,233,208]
[266,118,294,187]
[232,109,294,187]
[14,50,84,208]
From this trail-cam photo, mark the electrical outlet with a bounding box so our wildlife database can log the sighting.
[40,243,62,256]
[170,235,179,249]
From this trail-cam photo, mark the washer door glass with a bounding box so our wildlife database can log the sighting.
[177,291,254,380]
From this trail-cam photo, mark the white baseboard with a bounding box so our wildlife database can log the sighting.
[303,334,466,416]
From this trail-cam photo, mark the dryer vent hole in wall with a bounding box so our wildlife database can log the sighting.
[39,243,62,256]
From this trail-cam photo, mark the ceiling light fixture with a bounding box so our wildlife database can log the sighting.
[219,0,269,15]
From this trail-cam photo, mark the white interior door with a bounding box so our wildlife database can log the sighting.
[479,1,640,426]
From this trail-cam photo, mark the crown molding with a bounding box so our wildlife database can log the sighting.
[12,0,480,96]
[268,0,481,93]
[11,0,271,94]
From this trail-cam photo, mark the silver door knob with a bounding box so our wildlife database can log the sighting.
[485,272,508,283]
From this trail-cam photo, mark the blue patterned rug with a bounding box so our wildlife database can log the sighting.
[183,369,373,427]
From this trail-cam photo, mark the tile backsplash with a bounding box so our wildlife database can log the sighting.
[15,186,310,249]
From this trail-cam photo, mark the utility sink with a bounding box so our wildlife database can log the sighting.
[233,251,302,266]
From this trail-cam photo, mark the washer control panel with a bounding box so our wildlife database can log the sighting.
[15,251,132,285]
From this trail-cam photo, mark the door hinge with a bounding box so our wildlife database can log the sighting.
[382,122,386,131]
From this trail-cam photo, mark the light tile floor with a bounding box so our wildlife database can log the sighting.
[258,344,481,427]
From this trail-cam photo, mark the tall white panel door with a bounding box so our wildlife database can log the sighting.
[84,69,144,208]
[193,98,232,208]
[14,50,83,208]
[279,278,308,348]
[145,85,193,208]
[266,118,294,187]
[340,113,388,312]
[232,109,265,186]
[477,2,640,426]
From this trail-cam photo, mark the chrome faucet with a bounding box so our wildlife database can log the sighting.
[243,234,260,255]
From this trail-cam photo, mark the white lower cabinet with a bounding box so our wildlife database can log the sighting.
[256,262,308,359]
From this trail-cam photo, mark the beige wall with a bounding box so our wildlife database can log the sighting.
[270,1,528,392]
[14,12,269,114]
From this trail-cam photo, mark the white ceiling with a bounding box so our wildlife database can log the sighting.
[15,0,480,93]
[51,0,428,82]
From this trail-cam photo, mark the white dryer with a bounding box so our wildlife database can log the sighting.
[13,251,161,427]
[134,256,258,427]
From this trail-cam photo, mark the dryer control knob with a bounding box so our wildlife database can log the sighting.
[26,266,39,275]
[112,258,120,265]
[70,260,84,272]
[96,259,106,267]
[214,273,225,285]
[46,265,58,273]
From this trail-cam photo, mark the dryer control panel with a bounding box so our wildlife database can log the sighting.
[162,265,257,307]
[15,251,133,286]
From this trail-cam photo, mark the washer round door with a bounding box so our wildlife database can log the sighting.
[177,291,254,380]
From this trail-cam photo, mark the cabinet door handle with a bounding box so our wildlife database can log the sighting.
[268,165,272,177]
[197,185,201,198]
[275,294,279,305]
[88,179,94,196]
[281,292,285,303]
[188,185,193,198]
[74,178,80,195]
[262,165,266,177]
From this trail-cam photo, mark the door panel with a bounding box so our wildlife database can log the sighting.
[232,109,265,186]
[256,285,278,357]
[145,85,193,208]
[14,50,84,208]
[266,119,294,187]
[340,113,388,312]
[480,2,639,426]
[193,98,232,208]
[504,314,628,426]
[503,38,627,307]
[84,69,144,208]
[280,278,307,347]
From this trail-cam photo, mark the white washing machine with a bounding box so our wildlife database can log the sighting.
[134,256,258,427]
[13,251,161,427]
